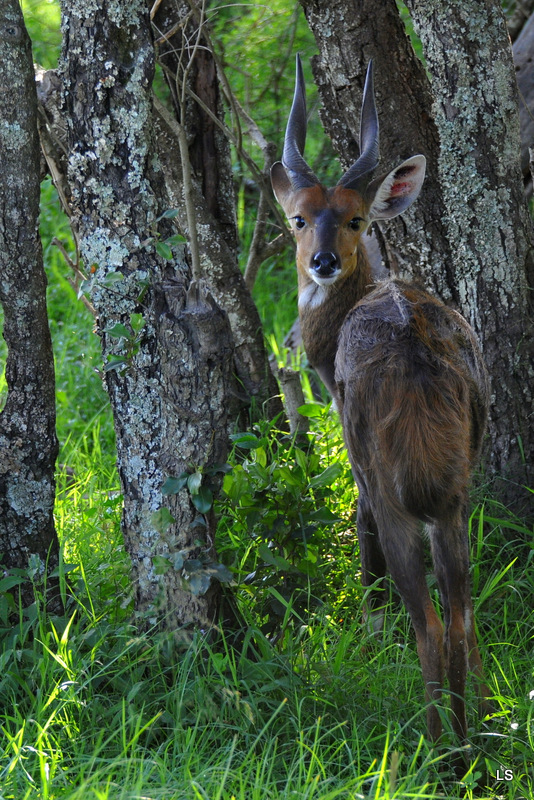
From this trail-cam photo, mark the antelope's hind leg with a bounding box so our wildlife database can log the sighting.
[355,488,388,633]
[374,504,446,743]
[428,503,492,745]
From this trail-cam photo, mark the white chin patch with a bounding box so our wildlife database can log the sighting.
[310,271,340,286]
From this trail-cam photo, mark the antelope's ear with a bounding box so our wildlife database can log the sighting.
[367,155,426,221]
[271,161,293,209]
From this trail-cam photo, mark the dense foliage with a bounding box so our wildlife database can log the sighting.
[0,2,533,798]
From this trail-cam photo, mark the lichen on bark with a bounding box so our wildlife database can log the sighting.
[58,0,236,627]
[0,1,59,597]
[404,0,534,513]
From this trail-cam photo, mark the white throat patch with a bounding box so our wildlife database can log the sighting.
[298,282,329,310]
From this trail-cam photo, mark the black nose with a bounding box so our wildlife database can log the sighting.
[312,251,338,277]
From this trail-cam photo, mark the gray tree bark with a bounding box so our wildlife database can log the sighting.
[151,0,280,413]
[404,0,534,515]
[0,1,60,602]
[301,0,534,516]
[58,0,236,628]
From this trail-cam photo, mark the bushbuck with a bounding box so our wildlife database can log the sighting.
[271,55,491,756]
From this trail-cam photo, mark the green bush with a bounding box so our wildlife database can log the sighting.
[217,410,356,637]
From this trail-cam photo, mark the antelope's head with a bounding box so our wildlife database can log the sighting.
[271,56,426,288]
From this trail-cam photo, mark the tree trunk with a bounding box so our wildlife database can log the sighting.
[301,0,534,515]
[151,0,280,413]
[404,0,534,515]
[152,0,238,257]
[0,1,60,602]
[58,0,236,628]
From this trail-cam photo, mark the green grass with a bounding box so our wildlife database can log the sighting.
[21,0,62,69]
[1,509,533,799]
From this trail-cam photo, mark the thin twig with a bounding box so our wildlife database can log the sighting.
[52,237,97,317]
[178,1,206,106]
[231,93,270,152]
[153,0,293,287]
[153,95,201,281]
[244,135,281,291]
[183,83,290,238]
[37,108,71,218]
[169,0,208,281]
[150,0,165,21]
[176,122,202,281]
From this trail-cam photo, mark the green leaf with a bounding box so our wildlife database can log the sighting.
[102,271,124,286]
[296,559,318,576]
[136,277,150,303]
[129,313,145,334]
[156,240,173,260]
[297,403,325,418]
[105,323,132,340]
[254,446,267,468]
[222,468,250,503]
[309,463,344,489]
[230,433,264,450]
[308,508,342,524]
[184,558,202,571]
[276,465,303,487]
[209,562,233,583]
[191,486,213,513]
[104,356,128,372]
[151,507,175,534]
[187,472,203,495]
[169,551,184,570]
[205,462,233,476]
[294,448,309,473]
[165,233,186,245]
[152,555,171,575]
[187,572,211,596]
[78,279,91,298]
[157,208,180,220]
[161,474,189,495]
[258,543,291,571]
[0,576,27,592]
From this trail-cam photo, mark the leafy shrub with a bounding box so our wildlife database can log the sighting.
[216,407,359,639]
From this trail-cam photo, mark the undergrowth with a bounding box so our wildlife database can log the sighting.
[1,392,533,798]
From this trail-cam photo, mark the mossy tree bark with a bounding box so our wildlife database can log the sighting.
[301,0,534,515]
[58,0,237,628]
[0,1,60,602]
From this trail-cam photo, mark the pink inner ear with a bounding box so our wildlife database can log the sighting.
[391,181,412,196]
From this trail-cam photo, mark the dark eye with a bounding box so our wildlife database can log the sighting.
[293,216,306,230]
[349,217,363,230]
